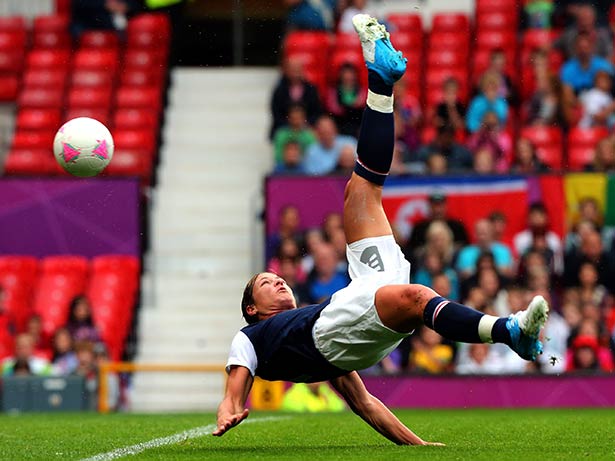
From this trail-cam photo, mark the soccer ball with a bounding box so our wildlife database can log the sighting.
[53,117,114,177]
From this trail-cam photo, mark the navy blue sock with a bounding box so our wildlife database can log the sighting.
[368,70,393,96]
[423,296,512,346]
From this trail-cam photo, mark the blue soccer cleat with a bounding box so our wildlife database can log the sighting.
[352,14,407,85]
[506,295,549,361]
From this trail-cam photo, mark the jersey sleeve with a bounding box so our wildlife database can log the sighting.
[225,331,258,376]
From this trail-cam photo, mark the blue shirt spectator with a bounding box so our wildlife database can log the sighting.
[302,116,357,175]
[286,0,337,31]
[456,219,514,278]
[560,32,615,94]
[466,72,509,133]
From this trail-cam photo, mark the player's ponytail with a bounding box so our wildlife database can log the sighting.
[241,273,261,324]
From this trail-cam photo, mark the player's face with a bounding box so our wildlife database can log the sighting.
[248,272,297,321]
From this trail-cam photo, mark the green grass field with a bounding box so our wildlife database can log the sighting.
[1,409,614,460]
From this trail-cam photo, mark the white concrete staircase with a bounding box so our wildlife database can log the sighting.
[130,68,276,411]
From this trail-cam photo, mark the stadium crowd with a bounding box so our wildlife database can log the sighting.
[265,1,615,375]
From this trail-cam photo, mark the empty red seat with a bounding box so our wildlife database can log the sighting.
[472,48,516,78]
[63,107,110,126]
[390,31,424,54]
[334,32,361,51]
[521,126,563,168]
[567,127,609,147]
[33,31,71,49]
[119,68,165,87]
[23,69,67,89]
[425,67,469,99]
[115,86,162,111]
[11,130,55,150]
[475,30,517,50]
[0,76,19,101]
[0,16,26,32]
[428,31,469,53]
[70,69,115,88]
[16,109,62,131]
[127,13,171,36]
[567,146,595,170]
[0,51,24,73]
[68,86,113,109]
[123,49,167,69]
[0,256,38,330]
[113,129,157,155]
[476,0,517,14]
[104,149,152,180]
[73,49,119,72]
[127,29,169,49]
[285,50,327,72]
[18,87,64,108]
[329,49,367,84]
[92,255,140,276]
[79,31,120,49]
[113,108,159,130]
[284,31,331,55]
[522,29,558,51]
[26,50,71,69]
[431,13,470,33]
[427,49,467,68]
[4,149,59,176]
[41,255,89,277]
[476,11,518,31]
[33,14,70,33]
[0,31,27,50]
[387,13,422,32]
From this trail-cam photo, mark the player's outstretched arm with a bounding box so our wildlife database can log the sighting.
[213,365,254,436]
[330,372,444,446]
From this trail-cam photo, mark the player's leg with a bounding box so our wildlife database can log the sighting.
[343,15,406,244]
[374,283,549,361]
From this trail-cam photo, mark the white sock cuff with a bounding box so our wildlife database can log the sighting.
[366,90,394,113]
[478,315,499,344]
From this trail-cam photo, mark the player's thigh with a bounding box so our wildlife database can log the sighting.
[343,174,393,244]
[374,284,438,333]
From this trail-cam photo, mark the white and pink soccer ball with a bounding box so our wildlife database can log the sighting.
[53,117,114,177]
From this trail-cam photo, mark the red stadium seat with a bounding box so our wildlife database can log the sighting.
[123,49,167,69]
[26,50,71,69]
[11,130,55,150]
[284,31,331,55]
[476,11,518,31]
[70,69,115,88]
[334,32,361,51]
[522,29,558,51]
[0,51,24,73]
[0,16,26,32]
[428,31,469,53]
[520,126,563,169]
[285,50,327,73]
[56,0,71,16]
[329,49,367,85]
[104,149,152,181]
[63,108,110,126]
[475,30,516,50]
[67,87,113,109]
[472,48,516,79]
[475,0,517,14]
[113,108,159,130]
[387,13,422,32]
[113,129,157,155]
[390,31,424,54]
[73,49,119,72]
[33,14,70,33]
[0,256,38,331]
[567,146,595,170]
[92,255,140,276]
[33,31,71,49]
[119,68,165,87]
[127,29,169,49]
[427,49,467,68]
[567,127,609,147]
[115,86,162,111]
[18,87,64,108]
[16,109,62,131]
[0,31,27,50]
[0,76,19,101]
[79,31,120,50]
[23,69,68,89]
[127,13,171,36]
[41,255,89,277]
[431,13,470,33]
[4,149,59,176]
[425,67,469,101]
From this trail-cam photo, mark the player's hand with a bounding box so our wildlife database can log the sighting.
[212,409,250,436]
[421,441,446,446]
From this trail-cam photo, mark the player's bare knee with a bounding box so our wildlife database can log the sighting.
[401,284,438,315]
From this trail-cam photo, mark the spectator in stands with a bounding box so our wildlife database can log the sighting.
[510,138,549,174]
[560,32,614,95]
[488,211,509,247]
[585,136,615,172]
[95,343,120,410]
[73,340,98,408]
[393,77,422,156]
[51,328,78,376]
[555,4,613,60]
[424,152,448,176]
[513,202,564,275]
[285,0,337,31]
[301,242,350,304]
[577,261,609,307]
[564,229,614,293]
[270,56,322,138]
[456,218,514,279]
[408,327,454,374]
[466,71,509,133]
[273,104,317,165]
[455,343,502,374]
[65,296,102,344]
[472,147,497,175]
[413,247,460,302]
[274,141,307,174]
[523,0,555,29]
[266,205,303,262]
[302,116,357,175]
[404,192,469,254]
[71,0,140,37]
[2,333,51,376]
[25,314,51,359]
[417,125,473,172]
[527,73,579,128]
[389,142,412,175]
[338,0,373,33]
[267,237,307,284]
[433,77,466,132]
[466,112,513,173]
[327,63,366,136]
[566,334,614,372]
[578,71,615,128]
[322,211,344,242]
[334,144,357,176]
[479,49,518,107]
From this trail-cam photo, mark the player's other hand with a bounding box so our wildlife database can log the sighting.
[212,409,250,436]
[421,441,446,446]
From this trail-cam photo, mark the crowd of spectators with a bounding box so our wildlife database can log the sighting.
[0,293,120,409]
[265,2,615,375]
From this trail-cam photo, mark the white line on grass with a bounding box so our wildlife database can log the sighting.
[80,416,287,461]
